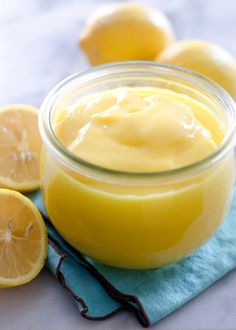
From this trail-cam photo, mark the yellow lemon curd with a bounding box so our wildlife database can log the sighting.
[41,87,235,269]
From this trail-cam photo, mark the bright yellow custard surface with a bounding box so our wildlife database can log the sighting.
[41,87,235,269]
[53,87,223,172]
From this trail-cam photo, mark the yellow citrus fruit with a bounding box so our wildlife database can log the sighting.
[80,2,175,65]
[157,40,236,98]
[0,189,47,287]
[0,104,42,192]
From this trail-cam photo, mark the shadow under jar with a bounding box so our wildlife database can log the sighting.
[39,62,236,269]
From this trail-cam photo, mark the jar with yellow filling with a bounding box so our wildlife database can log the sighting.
[39,63,236,269]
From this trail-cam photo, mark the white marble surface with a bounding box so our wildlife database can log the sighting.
[1,0,236,329]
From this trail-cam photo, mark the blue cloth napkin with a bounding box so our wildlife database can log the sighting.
[27,188,236,327]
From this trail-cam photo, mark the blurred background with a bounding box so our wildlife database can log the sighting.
[0,0,235,106]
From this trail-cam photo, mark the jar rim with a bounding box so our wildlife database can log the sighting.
[39,61,236,180]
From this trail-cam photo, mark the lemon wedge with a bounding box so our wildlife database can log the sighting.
[0,189,47,287]
[0,104,42,192]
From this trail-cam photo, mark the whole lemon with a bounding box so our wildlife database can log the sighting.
[157,40,236,98]
[79,2,175,65]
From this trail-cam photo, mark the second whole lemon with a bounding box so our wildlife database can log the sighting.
[157,40,236,99]
[79,2,175,65]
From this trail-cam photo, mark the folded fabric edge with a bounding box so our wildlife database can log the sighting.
[48,238,124,321]
[72,245,151,328]
[42,211,151,327]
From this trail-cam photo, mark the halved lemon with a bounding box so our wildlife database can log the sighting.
[0,104,42,192]
[0,189,47,287]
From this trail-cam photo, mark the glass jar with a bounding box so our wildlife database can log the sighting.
[39,62,236,269]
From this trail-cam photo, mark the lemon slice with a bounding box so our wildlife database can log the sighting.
[0,189,47,287]
[0,104,42,192]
